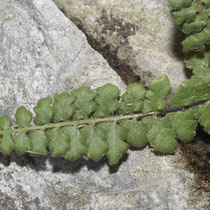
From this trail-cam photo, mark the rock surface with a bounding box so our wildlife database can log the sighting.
[0,0,125,117]
[53,0,187,88]
[0,0,209,209]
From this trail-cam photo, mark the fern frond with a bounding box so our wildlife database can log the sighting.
[0,1,209,165]
[0,75,209,165]
[169,0,210,77]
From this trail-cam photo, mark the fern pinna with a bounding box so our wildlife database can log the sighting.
[0,75,209,165]
[0,0,210,165]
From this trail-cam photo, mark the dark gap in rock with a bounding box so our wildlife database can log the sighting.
[82,28,141,85]
[66,16,141,85]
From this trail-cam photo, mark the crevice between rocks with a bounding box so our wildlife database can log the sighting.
[61,14,141,85]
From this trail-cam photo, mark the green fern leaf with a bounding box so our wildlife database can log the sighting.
[141,116,157,130]
[53,92,76,122]
[47,128,69,157]
[170,2,197,26]
[81,125,108,161]
[72,87,96,120]
[15,106,32,127]
[0,115,14,154]
[0,114,11,130]
[185,49,210,78]
[93,84,120,118]
[142,75,171,113]
[0,134,14,154]
[183,28,210,53]
[30,130,49,155]
[13,132,31,153]
[120,120,147,147]
[152,128,177,153]
[34,96,54,125]
[98,123,129,165]
[168,0,192,10]
[119,84,145,114]
[168,112,197,142]
[169,0,210,34]
[62,126,87,160]
[147,116,177,152]
[182,14,206,34]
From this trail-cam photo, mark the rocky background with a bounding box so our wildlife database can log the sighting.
[0,0,209,209]
[54,0,188,88]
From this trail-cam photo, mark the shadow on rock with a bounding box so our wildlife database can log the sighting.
[0,151,129,174]
[170,26,193,79]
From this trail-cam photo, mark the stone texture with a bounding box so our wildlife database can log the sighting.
[53,0,187,89]
[0,0,125,117]
[0,0,209,209]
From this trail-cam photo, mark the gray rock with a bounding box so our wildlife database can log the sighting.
[0,0,125,116]
[53,0,187,89]
[0,0,209,210]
